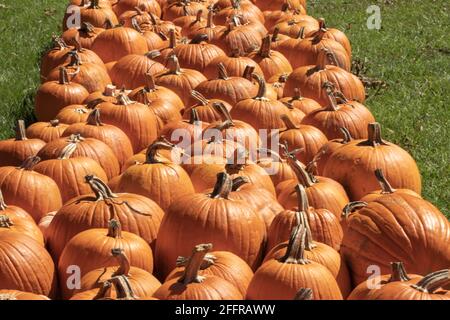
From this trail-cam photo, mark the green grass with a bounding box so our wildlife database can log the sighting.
[0,0,448,216]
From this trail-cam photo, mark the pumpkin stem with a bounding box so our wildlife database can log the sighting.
[191,90,209,106]
[325,87,339,111]
[0,190,7,211]
[85,175,118,200]
[117,94,133,106]
[86,108,104,126]
[296,26,306,40]
[388,262,411,282]
[256,147,283,163]
[272,27,281,42]
[86,98,105,110]
[19,156,41,170]
[14,120,27,141]
[312,28,325,44]
[176,253,217,269]
[49,119,60,127]
[294,288,313,300]
[217,63,229,80]
[103,18,114,29]
[145,50,161,60]
[107,219,122,239]
[79,22,95,34]
[52,35,68,50]
[168,29,177,49]
[194,9,203,23]
[190,33,208,44]
[252,73,268,100]
[374,169,396,194]
[320,47,341,68]
[188,107,201,124]
[212,101,234,123]
[242,65,255,80]
[231,176,250,191]
[104,275,136,300]
[339,127,353,143]
[342,201,368,219]
[145,136,176,164]
[58,67,70,84]
[88,0,100,9]
[287,152,316,187]
[103,84,116,97]
[166,54,182,74]
[178,243,213,285]
[279,223,309,264]
[0,215,13,228]
[259,35,271,58]
[411,269,450,294]
[295,187,317,251]
[131,17,143,33]
[365,123,387,147]
[68,50,82,66]
[111,248,131,277]
[318,18,327,30]
[206,6,215,28]
[141,73,156,92]
[58,142,78,159]
[280,114,298,130]
[210,172,233,199]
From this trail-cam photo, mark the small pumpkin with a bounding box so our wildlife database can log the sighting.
[255,148,297,190]
[214,0,264,26]
[183,91,232,123]
[307,18,352,57]
[154,243,243,300]
[62,22,104,49]
[173,9,206,37]
[253,0,306,12]
[163,0,207,21]
[62,0,118,31]
[279,87,322,115]
[188,7,227,42]
[26,119,68,143]
[274,16,319,39]
[0,120,46,167]
[113,0,162,18]
[55,104,91,124]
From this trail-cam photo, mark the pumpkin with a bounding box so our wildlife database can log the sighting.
[348,262,421,300]
[173,9,206,38]
[0,290,50,300]
[25,119,68,143]
[163,0,207,21]
[84,84,125,103]
[166,247,254,296]
[38,211,56,242]
[152,28,178,63]
[35,67,89,121]
[247,35,293,80]
[91,24,149,63]
[268,73,288,99]
[276,143,349,218]
[188,7,227,42]
[0,190,44,246]
[0,157,62,223]
[0,231,57,298]
[183,91,232,123]
[265,208,350,297]
[274,16,319,39]
[230,74,291,132]
[360,169,422,203]
[62,0,118,31]
[214,0,264,26]
[0,120,46,167]
[283,61,366,107]
[75,248,161,299]
[58,220,154,298]
[154,243,243,299]
[155,172,266,279]
[55,104,90,124]
[131,19,168,51]
[37,134,120,180]
[173,34,226,73]
[311,127,353,175]
[45,51,111,93]
[129,73,184,112]
[46,175,164,260]
[269,184,344,252]
[263,3,307,31]
[62,22,104,50]
[269,26,290,50]
[301,85,375,140]
[113,0,162,18]
[275,114,328,165]
[155,54,207,106]
[96,94,159,153]
[203,51,264,80]
[63,109,134,169]
[194,63,258,106]
[116,137,195,212]
[246,223,343,300]
[323,123,422,200]
[279,87,322,115]
[341,193,450,287]
[119,6,153,28]
[255,148,297,190]
[109,51,165,90]
[307,18,352,57]
[34,143,108,203]
[253,0,306,12]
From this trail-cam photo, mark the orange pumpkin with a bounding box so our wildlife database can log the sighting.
[62,22,104,50]
[203,50,264,80]
[55,104,90,124]
[307,18,352,57]
[279,87,322,115]
[25,119,68,143]
[113,0,162,18]
[0,290,50,300]
[62,0,118,31]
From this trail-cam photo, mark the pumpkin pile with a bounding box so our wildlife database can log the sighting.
[0,0,448,301]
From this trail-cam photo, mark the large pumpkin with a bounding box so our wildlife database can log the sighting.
[155,172,266,279]
[341,193,450,287]
[46,175,164,260]
[203,52,264,80]
[323,123,422,200]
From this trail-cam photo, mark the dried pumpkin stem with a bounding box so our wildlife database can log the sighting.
[259,35,271,58]
[59,67,70,84]
[88,0,100,9]
[289,156,316,187]
[15,120,27,141]
[19,156,41,170]
[388,262,411,282]
[188,107,201,124]
[191,90,209,106]
[242,65,255,80]
[411,269,450,293]
[212,102,234,123]
[86,108,104,126]
[145,50,161,60]
[176,253,217,269]
[108,275,136,300]
[111,248,131,277]
[166,54,182,74]
[295,192,317,250]
[85,175,118,200]
[217,63,229,80]
[144,73,157,91]
[206,7,215,28]
[117,94,133,106]
[145,136,176,164]
[107,220,122,239]
[294,288,313,300]
[339,127,353,143]
[342,201,368,219]
[280,114,298,130]
[178,243,213,285]
[231,176,250,191]
[0,190,7,211]
[279,223,309,264]
[366,122,387,147]
[374,169,396,194]
[194,9,203,23]
[168,29,177,49]
[49,119,60,127]
[253,73,268,100]
[210,172,233,199]
[79,22,95,34]
[325,89,339,111]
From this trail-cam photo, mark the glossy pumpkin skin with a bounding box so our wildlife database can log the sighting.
[284,64,366,107]
[0,290,50,300]
[165,250,254,297]
[322,124,422,200]
[26,120,68,143]
[307,18,352,57]
[0,135,46,168]
[55,104,90,124]
[279,91,322,115]
[0,231,57,298]
[0,161,63,223]
[203,54,264,80]
[58,226,154,298]
[113,0,162,18]
[341,194,450,287]
[62,24,104,50]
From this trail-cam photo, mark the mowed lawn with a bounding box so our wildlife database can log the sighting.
[0,0,448,216]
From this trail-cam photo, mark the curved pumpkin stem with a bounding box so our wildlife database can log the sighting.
[217,63,229,80]
[210,172,233,199]
[187,107,201,124]
[259,35,271,58]
[49,119,60,127]
[145,136,176,164]
[411,269,450,294]
[279,223,309,264]
[85,175,118,200]
[294,288,313,300]
[231,176,250,191]
[79,22,95,35]
[295,188,316,250]
[342,201,368,219]
[58,142,78,159]
[0,190,7,211]
[212,101,234,124]
[252,73,268,100]
[168,29,177,49]
[145,50,161,60]
[178,243,213,285]
[176,253,217,270]
[19,156,41,170]
[14,120,27,141]
[107,219,122,239]
[374,169,396,194]
[242,65,255,80]
[111,248,131,277]
[280,114,298,130]
[144,73,157,92]
[191,90,209,106]
[388,262,411,282]
[86,108,104,126]
[165,54,182,74]
[206,6,215,28]
[339,127,353,143]
[190,33,208,44]
[103,275,136,300]
[117,94,134,106]
[364,123,388,147]
[289,154,316,187]
[324,87,339,111]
